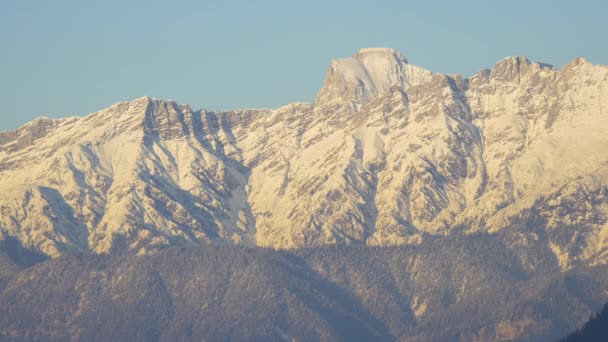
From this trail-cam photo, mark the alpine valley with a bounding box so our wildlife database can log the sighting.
[1,48,608,341]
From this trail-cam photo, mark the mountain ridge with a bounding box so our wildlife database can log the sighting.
[6,49,597,134]
[1,48,607,263]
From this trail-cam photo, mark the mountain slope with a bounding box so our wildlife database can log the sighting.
[560,303,608,341]
[0,245,389,341]
[0,49,607,263]
[1,240,607,341]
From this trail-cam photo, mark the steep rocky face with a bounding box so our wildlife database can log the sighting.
[0,98,265,256]
[1,48,607,266]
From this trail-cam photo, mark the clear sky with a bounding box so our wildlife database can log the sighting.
[1,0,606,131]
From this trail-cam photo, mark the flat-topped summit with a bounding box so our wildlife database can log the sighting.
[353,47,408,63]
[315,48,432,106]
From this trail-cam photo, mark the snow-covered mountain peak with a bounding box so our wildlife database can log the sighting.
[353,47,408,64]
[563,57,596,71]
[131,95,152,105]
[315,48,432,106]
[497,55,531,64]
[487,55,559,83]
[571,56,589,65]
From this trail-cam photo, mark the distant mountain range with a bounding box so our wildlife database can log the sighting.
[1,48,608,340]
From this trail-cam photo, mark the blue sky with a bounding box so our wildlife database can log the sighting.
[1,0,606,131]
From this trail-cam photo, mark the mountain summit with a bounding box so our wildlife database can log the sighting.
[315,47,432,105]
[1,49,607,265]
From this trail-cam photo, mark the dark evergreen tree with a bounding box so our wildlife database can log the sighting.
[561,304,608,342]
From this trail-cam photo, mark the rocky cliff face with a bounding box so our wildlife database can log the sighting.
[1,48,608,266]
